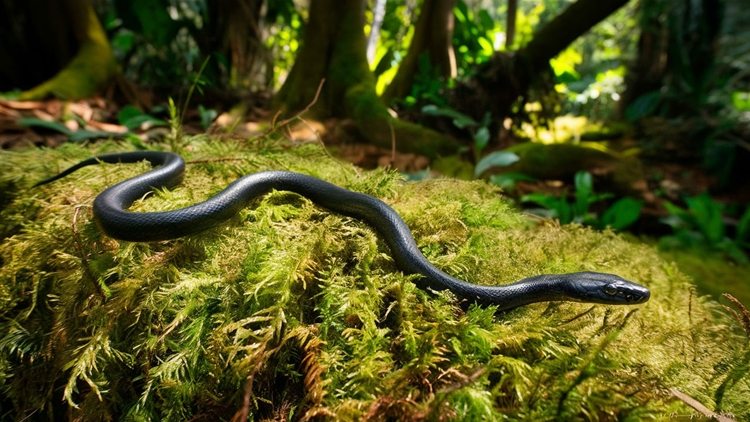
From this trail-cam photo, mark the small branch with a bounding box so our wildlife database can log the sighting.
[231,373,255,422]
[270,79,326,132]
[186,157,247,165]
[560,305,596,325]
[669,388,737,422]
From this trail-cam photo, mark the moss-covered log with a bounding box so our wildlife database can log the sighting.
[274,0,461,159]
[494,143,646,194]
[1,138,748,419]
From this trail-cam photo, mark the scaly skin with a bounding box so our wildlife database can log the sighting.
[35,151,651,311]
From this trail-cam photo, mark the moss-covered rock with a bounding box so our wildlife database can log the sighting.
[0,138,748,420]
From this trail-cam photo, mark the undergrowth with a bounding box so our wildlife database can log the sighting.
[0,137,748,420]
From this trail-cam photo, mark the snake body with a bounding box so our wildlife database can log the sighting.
[36,151,650,311]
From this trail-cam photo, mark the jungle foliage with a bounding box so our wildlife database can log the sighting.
[1,0,749,419]
[1,137,749,420]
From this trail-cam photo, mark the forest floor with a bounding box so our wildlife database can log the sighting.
[3,137,749,419]
[2,97,749,307]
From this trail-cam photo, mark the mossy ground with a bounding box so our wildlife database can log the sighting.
[1,137,748,420]
[657,247,750,307]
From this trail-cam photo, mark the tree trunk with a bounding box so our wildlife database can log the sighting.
[11,0,116,100]
[619,0,668,115]
[367,0,388,64]
[201,0,270,90]
[275,0,460,158]
[382,0,457,103]
[505,0,518,49]
[453,0,630,127]
[0,0,75,91]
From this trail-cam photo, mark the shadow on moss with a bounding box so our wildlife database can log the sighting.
[0,137,748,420]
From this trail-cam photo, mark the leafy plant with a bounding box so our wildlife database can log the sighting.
[661,194,750,263]
[421,104,523,181]
[522,171,643,230]
[117,105,168,131]
[18,117,123,142]
[452,0,499,76]
[421,104,493,159]
[198,105,218,129]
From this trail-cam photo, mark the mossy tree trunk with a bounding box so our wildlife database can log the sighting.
[5,0,117,100]
[0,0,75,91]
[198,0,271,91]
[619,0,668,116]
[453,0,630,130]
[382,0,457,103]
[621,0,724,118]
[505,0,518,49]
[274,0,461,158]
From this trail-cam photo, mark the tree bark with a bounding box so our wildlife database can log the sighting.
[518,0,629,71]
[382,0,457,103]
[453,0,630,127]
[505,0,517,49]
[0,0,78,90]
[619,0,668,116]
[201,0,270,90]
[366,0,388,64]
[275,0,461,158]
[14,0,116,100]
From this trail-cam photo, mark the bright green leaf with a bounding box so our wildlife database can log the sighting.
[18,117,72,135]
[574,171,594,215]
[600,198,643,230]
[474,127,490,153]
[686,194,725,244]
[474,151,519,177]
[421,105,477,129]
[488,172,536,190]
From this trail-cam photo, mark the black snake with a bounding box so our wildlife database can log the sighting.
[35,151,650,311]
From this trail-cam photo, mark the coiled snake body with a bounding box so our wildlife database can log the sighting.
[36,151,650,311]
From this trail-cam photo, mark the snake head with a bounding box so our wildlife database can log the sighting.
[569,272,650,305]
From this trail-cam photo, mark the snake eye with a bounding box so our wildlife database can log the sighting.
[603,284,619,296]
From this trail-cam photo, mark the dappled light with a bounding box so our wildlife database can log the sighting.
[1,0,748,420]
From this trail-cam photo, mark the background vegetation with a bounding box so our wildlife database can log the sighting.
[1,0,749,419]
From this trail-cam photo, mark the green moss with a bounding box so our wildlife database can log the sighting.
[503,142,644,192]
[1,138,748,420]
[657,247,750,306]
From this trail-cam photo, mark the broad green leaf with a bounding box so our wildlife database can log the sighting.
[662,201,692,227]
[686,194,724,244]
[624,91,660,122]
[600,198,643,230]
[473,127,490,153]
[474,151,519,177]
[521,194,572,223]
[118,105,167,130]
[199,105,218,130]
[574,171,594,215]
[488,172,536,190]
[18,117,72,135]
[69,130,124,142]
[521,193,560,210]
[20,117,121,142]
[477,37,494,56]
[731,91,750,111]
[421,105,477,129]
